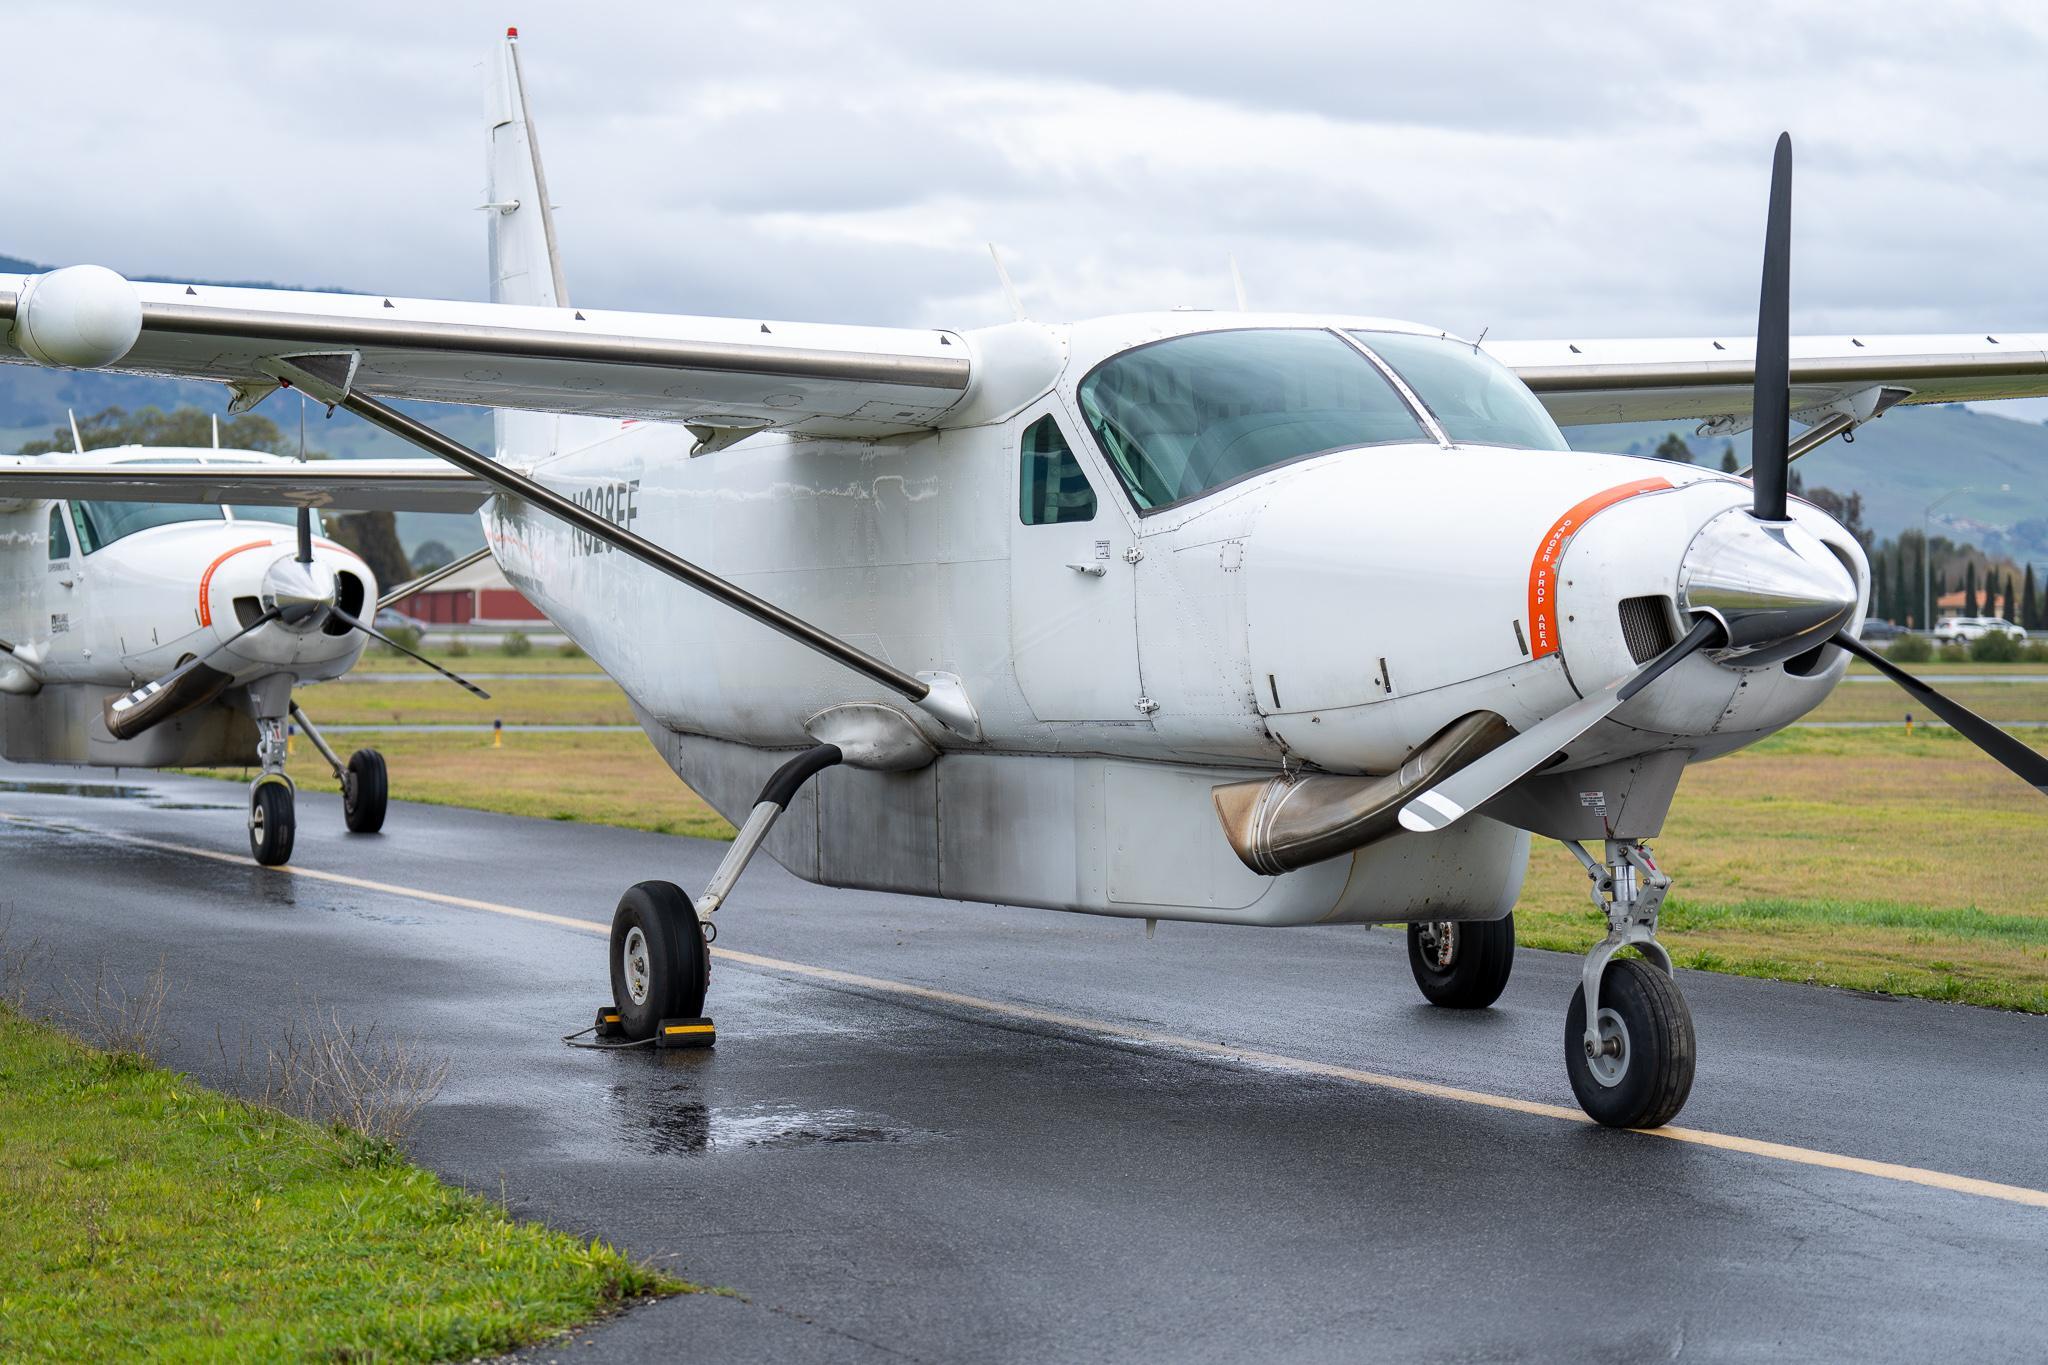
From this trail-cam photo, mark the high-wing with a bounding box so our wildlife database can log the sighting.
[0,275,973,439]
[1489,332,2048,428]
[0,457,488,513]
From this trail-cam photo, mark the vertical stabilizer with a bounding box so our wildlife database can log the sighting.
[485,29,594,464]
[486,28,568,310]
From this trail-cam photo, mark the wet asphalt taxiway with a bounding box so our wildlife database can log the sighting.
[2,759,2044,1363]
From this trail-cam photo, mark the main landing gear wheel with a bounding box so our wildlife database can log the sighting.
[343,748,388,834]
[1566,956,1695,1129]
[249,779,296,867]
[1406,914,1515,1009]
[609,880,710,1041]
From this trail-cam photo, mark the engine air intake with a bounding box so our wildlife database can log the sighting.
[1618,596,1677,664]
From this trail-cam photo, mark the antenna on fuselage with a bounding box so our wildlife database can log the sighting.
[211,413,220,449]
[1230,255,1249,311]
[987,243,1026,321]
[67,410,83,454]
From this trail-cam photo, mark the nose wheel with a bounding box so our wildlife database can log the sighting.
[1566,956,1695,1128]
[1561,839,1697,1128]
[248,776,296,866]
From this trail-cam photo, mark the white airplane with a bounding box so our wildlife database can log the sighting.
[0,429,491,864]
[2,31,2045,1126]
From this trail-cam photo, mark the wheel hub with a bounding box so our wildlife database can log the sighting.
[1418,921,1457,971]
[621,925,651,1006]
[1584,1006,1630,1087]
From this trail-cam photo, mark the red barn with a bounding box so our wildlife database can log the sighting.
[391,555,546,625]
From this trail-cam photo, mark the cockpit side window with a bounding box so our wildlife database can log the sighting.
[47,505,71,560]
[1077,328,1427,514]
[1019,414,1097,525]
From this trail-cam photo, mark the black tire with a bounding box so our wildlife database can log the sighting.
[249,781,296,867]
[343,748,389,834]
[1407,914,1515,1009]
[1565,956,1696,1129]
[609,880,709,1041]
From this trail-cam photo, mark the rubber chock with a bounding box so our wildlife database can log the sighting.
[655,1016,716,1050]
[594,1005,626,1040]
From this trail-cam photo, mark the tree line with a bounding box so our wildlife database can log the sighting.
[1645,430,2035,629]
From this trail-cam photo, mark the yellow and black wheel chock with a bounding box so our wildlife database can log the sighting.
[655,1017,717,1049]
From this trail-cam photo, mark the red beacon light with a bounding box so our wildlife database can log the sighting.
[507,26,519,38]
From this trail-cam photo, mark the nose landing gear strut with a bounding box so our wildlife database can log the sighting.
[1562,839,1696,1128]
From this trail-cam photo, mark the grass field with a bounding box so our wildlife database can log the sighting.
[0,1004,683,1359]
[202,649,2048,1013]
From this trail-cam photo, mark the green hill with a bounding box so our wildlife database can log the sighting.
[1570,403,2048,566]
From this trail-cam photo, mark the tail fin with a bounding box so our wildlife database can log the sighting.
[486,29,603,463]
[486,28,567,310]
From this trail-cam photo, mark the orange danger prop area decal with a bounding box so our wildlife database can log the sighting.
[1526,477,1672,659]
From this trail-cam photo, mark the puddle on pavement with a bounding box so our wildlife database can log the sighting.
[607,1081,925,1158]
[0,778,234,812]
[0,779,154,800]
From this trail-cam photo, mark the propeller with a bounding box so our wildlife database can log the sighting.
[1397,132,2048,835]
[105,604,281,738]
[1400,619,1721,833]
[1750,132,1793,523]
[1833,632,2048,792]
[329,605,491,700]
[106,505,488,740]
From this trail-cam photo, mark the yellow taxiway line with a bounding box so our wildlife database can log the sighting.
[6,808,2047,1212]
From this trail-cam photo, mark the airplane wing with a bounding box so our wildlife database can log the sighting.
[0,458,489,513]
[1487,332,2048,429]
[0,271,974,440]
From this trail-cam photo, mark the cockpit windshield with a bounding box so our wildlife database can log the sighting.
[68,501,321,553]
[1077,328,1427,512]
[1348,331,1568,451]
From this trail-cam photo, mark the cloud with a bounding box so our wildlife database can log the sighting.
[3,0,2045,365]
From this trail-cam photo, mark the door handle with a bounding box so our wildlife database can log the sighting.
[1064,562,1107,577]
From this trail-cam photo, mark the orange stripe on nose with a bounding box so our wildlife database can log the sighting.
[197,541,281,627]
[1526,478,1673,660]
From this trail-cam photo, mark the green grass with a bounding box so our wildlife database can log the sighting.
[0,1004,687,1360]
[214,646,2048,1014]
[186,730,734,841]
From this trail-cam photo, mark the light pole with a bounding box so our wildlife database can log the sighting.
[1922,483,2010,628]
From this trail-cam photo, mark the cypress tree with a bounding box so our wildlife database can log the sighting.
[1965,561,1979,618]
[2023,564,2039,631]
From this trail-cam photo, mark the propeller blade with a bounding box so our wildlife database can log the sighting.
[1751,132,1793,522]
[331,609,491,700]
[1833,632,2048,793]
[295,503,313,565]
[105,606,281,738]
[1399,618,1722,833]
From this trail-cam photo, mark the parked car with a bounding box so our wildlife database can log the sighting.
[1932,615,2027,645]
[374,608,428,634]
[1858,618,1905,641]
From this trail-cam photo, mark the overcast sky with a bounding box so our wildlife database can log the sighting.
[11,1,2048,385]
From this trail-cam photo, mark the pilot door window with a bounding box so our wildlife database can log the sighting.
[1019,414,1098,526]
[47,505,72,559]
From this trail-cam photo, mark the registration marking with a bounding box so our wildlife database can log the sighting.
[5,807,2046,1213]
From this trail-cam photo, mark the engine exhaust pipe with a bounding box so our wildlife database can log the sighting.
[1213,711,1515,875]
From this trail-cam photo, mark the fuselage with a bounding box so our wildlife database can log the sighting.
[484,311,1868,924]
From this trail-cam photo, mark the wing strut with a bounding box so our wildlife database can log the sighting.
[285,370,979,737]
